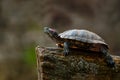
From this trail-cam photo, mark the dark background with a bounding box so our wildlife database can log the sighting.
[0,0,120,80]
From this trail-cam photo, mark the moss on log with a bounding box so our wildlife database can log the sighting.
[35,46,120,80]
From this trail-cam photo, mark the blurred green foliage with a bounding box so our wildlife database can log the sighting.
[22,45,36,67]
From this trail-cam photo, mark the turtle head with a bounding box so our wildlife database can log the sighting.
[44,27,59,40]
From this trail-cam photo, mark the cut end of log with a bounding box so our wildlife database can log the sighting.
[35,46,120,80]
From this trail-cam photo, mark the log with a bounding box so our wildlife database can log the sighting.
[35,46,120,80]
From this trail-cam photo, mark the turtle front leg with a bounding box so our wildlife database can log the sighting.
[63,42,70,56]
[101,47,115,68]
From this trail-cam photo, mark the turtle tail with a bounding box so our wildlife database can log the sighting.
[101,47,115,68]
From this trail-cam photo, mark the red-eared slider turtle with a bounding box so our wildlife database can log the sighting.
[44,27,115,67]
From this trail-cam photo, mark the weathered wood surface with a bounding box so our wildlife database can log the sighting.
[35,46,120,80]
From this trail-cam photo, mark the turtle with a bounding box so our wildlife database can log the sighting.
[44,27,115,67]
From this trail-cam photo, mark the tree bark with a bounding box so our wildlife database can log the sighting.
[35,46,120,80]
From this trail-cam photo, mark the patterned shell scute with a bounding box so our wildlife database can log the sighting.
[59,29,107,45]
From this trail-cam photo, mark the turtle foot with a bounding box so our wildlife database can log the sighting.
[63,51,69,56]
[106,56,115,68]
[107,60,115,68]
[63,42,70,56]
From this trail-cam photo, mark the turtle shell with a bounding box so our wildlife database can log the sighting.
[59,29,108,51]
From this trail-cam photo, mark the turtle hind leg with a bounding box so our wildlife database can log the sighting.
[101,47,115,68]
[105,54,115,68]
[63,42,70,56]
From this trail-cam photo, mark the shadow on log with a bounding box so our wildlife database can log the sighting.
[35,46,120,80]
